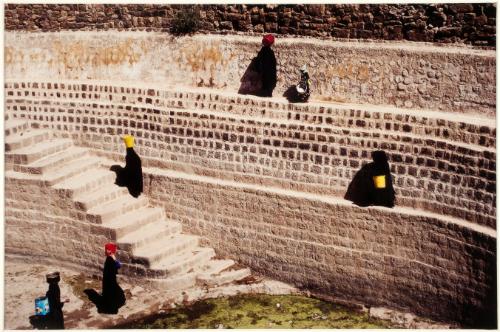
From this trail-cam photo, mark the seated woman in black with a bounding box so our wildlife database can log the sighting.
[345,150,395,208]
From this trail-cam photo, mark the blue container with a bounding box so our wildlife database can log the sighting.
[35,296,50,316]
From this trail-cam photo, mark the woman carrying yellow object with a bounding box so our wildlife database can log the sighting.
[111,135,143,198]
[345,150,395,208]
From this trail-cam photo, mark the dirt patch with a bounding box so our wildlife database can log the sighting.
[4,258,87,329]
[5,257,451,329]
[64,273,101,310]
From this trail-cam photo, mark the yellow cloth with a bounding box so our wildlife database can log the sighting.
[123,135,134,148]
[373,175,386,189]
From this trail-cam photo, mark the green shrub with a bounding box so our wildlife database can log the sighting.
[170,7,201,35]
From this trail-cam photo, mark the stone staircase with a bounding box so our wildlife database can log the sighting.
[4,117,251,290]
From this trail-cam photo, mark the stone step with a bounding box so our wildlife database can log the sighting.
[197,259,235,279]
[14,146,90,175]
[5,120,29,136]
[73,184,129,211]
[103,208,165,240]
[5,138,73,165]
[86,194,149,224]
[167,98,263,116]
[163,95,497,151]
[148,247,215,278]
[42,156,103,186]
[197,267,252,287]
[53,168,115,198]
[4,170,42,185]
[117,220,183,252]
[148,271,198,291]
[5,129,52,152]
[131,235,200,268]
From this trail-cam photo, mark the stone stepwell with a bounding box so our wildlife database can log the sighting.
[4,83,496,328]
[4,115,251,291]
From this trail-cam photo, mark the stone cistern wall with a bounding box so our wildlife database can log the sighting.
[5,79,496,326]
[4,3,497,46]
[4,9,497,330]
[5,32,496,116]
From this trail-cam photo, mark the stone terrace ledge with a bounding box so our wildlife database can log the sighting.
[147,166,496,238]
[5,78,496,124]
[139,160,496,327]
[5,79,497,229]
[5,32,496,116]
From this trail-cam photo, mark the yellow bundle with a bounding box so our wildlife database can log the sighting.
[123,135,134,148]
[373,175,386,189]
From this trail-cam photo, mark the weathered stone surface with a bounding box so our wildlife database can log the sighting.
[3,5,497,327]
[4,81,496,229]
[5,115,496,327]
[141,168,496,328]
[5,120,254,295]
[4,32,496,116]
[4,4,497,46]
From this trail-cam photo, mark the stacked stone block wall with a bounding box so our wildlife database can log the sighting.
[4,173,167,280]
[5,32,496,116]
[4,4,496,46]
[4,25,496,327]
[4,177,108,273]
[5,81,496,229]
[5,120,496,326]
[144,169,495,327]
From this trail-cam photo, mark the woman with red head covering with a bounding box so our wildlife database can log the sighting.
[257,34,277,97]
[100,242,126,314]
[262,33,275,47]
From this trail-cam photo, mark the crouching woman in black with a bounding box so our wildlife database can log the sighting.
[345,150,395,208]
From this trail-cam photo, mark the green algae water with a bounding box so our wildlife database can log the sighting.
[118,294,395,329]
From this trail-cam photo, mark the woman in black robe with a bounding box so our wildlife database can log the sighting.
[100,243,126,314]
[257,34,277,97]
[345,150,395,208]
[30,272,66,329]
[45,272,65,329]
[111,135,143,198]
[369,151,395,207]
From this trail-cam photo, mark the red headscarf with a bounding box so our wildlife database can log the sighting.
[262,34,275,47]
[105,243,117,255]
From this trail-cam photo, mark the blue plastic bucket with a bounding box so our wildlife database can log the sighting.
[35,296,50,316]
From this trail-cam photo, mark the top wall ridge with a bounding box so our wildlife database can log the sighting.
[4,4,496,48]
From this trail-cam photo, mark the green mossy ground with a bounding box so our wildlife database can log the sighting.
[118,294,395,329]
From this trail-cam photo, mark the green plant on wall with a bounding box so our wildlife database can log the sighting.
[170,7,201,35]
